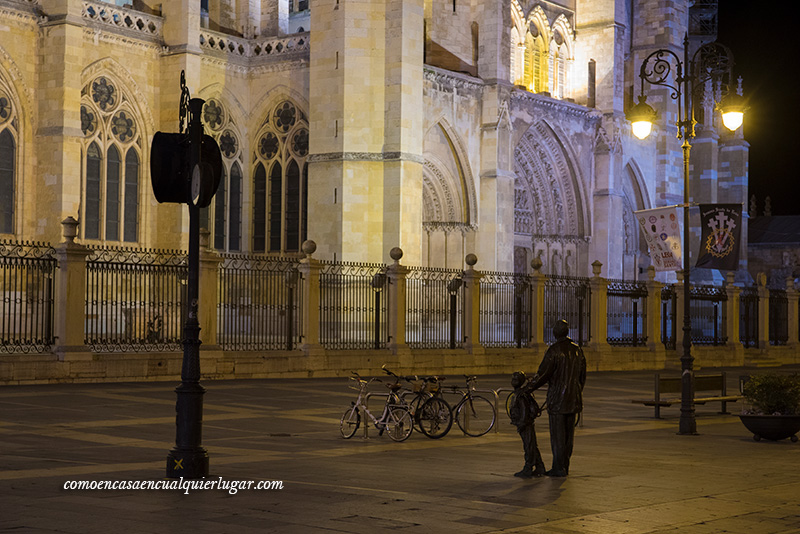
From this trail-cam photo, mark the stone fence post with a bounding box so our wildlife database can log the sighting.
[644,266,663,352]
[198,229,222,349]
[787,277,799,350]
[724,271,744,365]
[297,240,322,353]
[675,270,686,351]
[386,247,409,355]
[462,253,483,352]
[53,217,92,361]
[587,260,610,352]
[528,257,546,352]
[756,273,769,349]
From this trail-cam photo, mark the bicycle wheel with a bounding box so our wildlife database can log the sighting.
[456,395,495,437]
[340,406,360,439]
[417,397,453,439]
[408,393,428,432]
[385,406,413,442]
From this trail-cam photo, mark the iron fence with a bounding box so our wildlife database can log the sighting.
[406,266,463,349]
[319,261,388,350]
[543,275,591,345]
[690,284,727,345]
[661,285,677,350]
[768,288,788,346]
[218,254,302,351]
[479,272,530,348]
[606,279,648,346]
[85,247,187,352]
[0,241,56,354]
[740,286,758,348]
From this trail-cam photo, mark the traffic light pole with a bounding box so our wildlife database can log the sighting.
[166,97,209,479]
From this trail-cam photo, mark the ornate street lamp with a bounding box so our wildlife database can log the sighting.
[627,35,745,435]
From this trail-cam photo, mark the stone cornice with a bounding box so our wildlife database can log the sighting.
[83,27,163,53]
[531,234,591,244]
[0,2,40,29]
[308,151,425,164]
[511,88,601,122]
[423,66,484,95]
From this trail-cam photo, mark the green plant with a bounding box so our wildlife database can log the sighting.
[742,373,800,415]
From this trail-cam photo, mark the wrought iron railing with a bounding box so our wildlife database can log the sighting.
[85,247,186,352]
[606,279,648,346]
[0,241,56,354]
[661,285,677,350]
[406,267,463,349]
[218,254,302,351]
[543,275,591,345]
[740,286,758,348]
[319,261,388,350]
[690,284,727,345]
[768,288,788,346]
[479,272,530,348]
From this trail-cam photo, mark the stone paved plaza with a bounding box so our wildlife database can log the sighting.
[2,367,799,533]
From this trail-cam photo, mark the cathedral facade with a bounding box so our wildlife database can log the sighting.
[0,0,748,279]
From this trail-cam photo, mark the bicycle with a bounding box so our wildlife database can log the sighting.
[446,375,496,437]
[340,372,413,442]
[382,365,453,439]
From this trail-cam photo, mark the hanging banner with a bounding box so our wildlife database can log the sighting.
[635,206,682,272]
[696,203,742,271]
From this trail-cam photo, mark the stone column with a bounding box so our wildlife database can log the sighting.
[675,270,686,354]
[308,0,424,264]
[260,0,288,37]
[786,278,799,351]
[386,247,410,357]
[37,0,85,243]
[724,271,744,365]
[756,273,769,350]
[645,266,663,352]
[53,217,92,361]
[528,257,546,353]
[462,254,483,353]
[198,229,222,349]
[297,240,323,355]
[588,260,610,353]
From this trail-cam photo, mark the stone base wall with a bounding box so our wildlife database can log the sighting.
[2,345,797,385]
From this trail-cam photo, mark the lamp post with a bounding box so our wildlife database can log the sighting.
[626,35,744,435]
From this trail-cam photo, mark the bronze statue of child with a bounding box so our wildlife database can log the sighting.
[509,371,546,478]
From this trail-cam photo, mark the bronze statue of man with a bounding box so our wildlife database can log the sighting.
[509,371,546,478]
[528,319,587,477]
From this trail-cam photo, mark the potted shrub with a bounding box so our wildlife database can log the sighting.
[740,372,800,442]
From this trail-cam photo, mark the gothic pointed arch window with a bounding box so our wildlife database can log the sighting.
[200,98,243,251]
[0,87,17,234]
[510,27,524,85]
[550,30,570,99]
[252,99,309,253]
[80,76,142,242]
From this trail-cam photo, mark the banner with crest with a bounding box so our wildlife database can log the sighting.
[634,206,682,272]
[696,204,742,271]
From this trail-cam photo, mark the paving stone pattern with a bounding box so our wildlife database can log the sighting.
[1,367,800,533]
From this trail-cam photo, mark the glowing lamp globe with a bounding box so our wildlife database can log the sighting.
[626,98,657,140]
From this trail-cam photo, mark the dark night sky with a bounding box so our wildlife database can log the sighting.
[717,1,800,216]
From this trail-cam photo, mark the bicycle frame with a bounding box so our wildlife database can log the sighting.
[348,376,406,439]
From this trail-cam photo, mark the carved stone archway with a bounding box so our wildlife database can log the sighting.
[514,120,587,275]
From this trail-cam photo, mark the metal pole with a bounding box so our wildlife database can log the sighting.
[676,34,697,436]
[679,138,696,434]
[374,290,381,350]
[167,97,209,478]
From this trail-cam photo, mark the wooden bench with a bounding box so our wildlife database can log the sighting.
[632,371,743,418]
